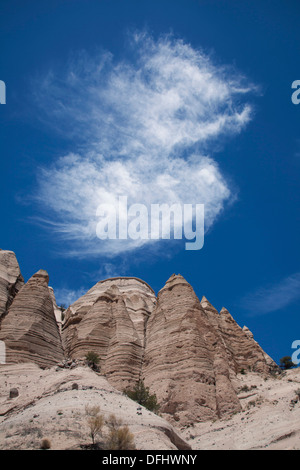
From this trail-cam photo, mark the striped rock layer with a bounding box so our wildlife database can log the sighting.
[142,275,273,425]
[0,250,278,424]
[61,278,156,390]
[0,268,64,368]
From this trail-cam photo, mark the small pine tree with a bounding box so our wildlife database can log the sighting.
[279,356,295,370]
[125,380,160,413]
[85,351,100,371]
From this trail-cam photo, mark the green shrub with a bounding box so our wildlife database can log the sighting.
[124,380,160,413]
[279,356,295,370]
[85,351,100,371]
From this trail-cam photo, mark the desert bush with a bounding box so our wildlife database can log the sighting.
[107,413,123,430]
[104,413,136,450]
[248,400,256,408]
[85,351,100,371]
[40,439,51,450]
[85,405,104,445]
[85,404,101,416]
[124,380,160,413]
[295,388,300,400]
[106,425,135,450]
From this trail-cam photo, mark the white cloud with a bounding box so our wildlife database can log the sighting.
[32,32,257,257]
[240,273,300,316]
[53,287,87,307]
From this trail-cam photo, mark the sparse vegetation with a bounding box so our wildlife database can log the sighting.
[40,438,51,450]
[85,351,100,371]
[84,407,135,450]
[85,405,104,445]
[239,384,258,393]
[124,380,160,413]
[107,413,123,430]
[106,424,135,450]
[248,400,256,408]
[279,356,295,370]
[295,388,300,400]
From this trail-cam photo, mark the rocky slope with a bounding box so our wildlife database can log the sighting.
[181,367,300,450]
[0,363,299,450]
[0,249,279,429]
[0,363,190,450]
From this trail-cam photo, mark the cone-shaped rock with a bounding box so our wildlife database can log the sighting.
[0,270,64,367]
[62,277,156,390]
[217,307,276,373]
[0,250,279,426]
[142,274,241,425]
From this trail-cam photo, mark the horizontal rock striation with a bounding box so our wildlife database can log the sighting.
[0,270,64,368]
[0,250,278,426]
[216,306,272,374]
[142,274,242,425]
[62,278,156,390]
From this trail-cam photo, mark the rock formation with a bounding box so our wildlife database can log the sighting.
[0,250,279,426]
[0,250,24,321]
[216,307,272,374]
[62,278,156,390]
[48,286,63,332]
[0,268,64,368]
[142,274,242,424]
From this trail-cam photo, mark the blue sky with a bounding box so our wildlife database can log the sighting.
[0,0,299,365]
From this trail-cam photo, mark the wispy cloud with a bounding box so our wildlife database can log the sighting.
[52,262,129,306]
[239,272,300,316]
[31,31,257,257]
[53,287,87,307]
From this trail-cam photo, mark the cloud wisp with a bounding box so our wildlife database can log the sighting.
[239,272,300,316]
[32,32,257,257]
[52,286,88,307]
